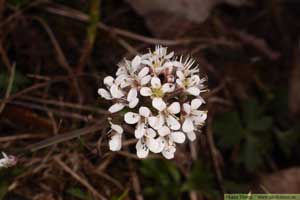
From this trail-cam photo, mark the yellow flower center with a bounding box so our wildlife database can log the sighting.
[152,88,163,97]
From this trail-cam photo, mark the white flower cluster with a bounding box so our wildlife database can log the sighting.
[98,46,207,159]
[0,152,17,168]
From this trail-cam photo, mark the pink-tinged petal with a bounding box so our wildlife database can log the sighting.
[110,122,123,134]
[138,67,149,78]
[158,126,171,136]
[127,88,137,102]
[170,131,186,143]
[109,134,122,151]
[167,102,180,114]
[139,107,151,117]
[147,138,160,153]
[98,88,112,100]
[129,97,139,108]
[162,145,176,159]
[103,76,114,87]
[109,103,125,113]
[162,83,175,93]
[182,118,194,133]
[166,115,181,130]
[183,103,191,114]
[152,97,166,111]
[136,139,149,158]
[135,123,146,139]
[140,87,152,96]
[146,128,156,138]
[124,112,140,124]
[151,77,161,89]
[187,131,196,141]
[110,84,124,98]
[187,87,200,96]
[191,98,203,110]
[131,55,141,71]
[140,75,151,85]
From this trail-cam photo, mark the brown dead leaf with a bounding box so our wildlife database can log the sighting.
[253,168,300,193]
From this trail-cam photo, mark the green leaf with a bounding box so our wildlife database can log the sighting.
[241,99,262,124]
[248,116,273,132]
[111,189,128,200]
[238,135,264,172]
[67,187,92,200]
[213,112,244,148]
[182,160,218,198]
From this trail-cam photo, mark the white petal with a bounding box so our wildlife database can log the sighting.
[187,131,196,141]
[191,98,203,110]
[165,51,174,59]
[127,88,137,102]
[166,115,181,130]
[167,102,180,114]
[136,139,149,158]
[146,128,156,138]
[139,107,151,117]
[176,79,184,87]
[187,87,200,96]
[108,103,125,113]
[98,88,112,100]
[161,83,175,93]
[109,134,122,151]
[192,111,207,123]
[170,131,186,143]
[162,146,176,159]
[183,103,191,115]
[132,55,141,71]
[147,138,159,153]
[103,76,114,87]
[140,75,151,85]
[135,123,146,139]
[176,70,185,80]
[173,61,184,68]
[129,97,139,108]
[148,114,165,130]
[151,77,161,89]
[138,67,149,78]
[124,112,140,124]
[152,97,166,111]
[156,137,166,153]
[110,123,123,134]
[110,84,124,98]
[140,87,152,96]
[182,118,194,133]
[190,75,200,85]
[162,61,173,68]
[158,126,170,136]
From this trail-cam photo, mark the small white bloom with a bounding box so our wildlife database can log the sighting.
[0,152,17,168]
[108,121,123,151]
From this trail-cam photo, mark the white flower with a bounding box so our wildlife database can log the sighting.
[108,121,124,151]
[182,99,207,141]
[148,102,181,132]
[140,77,175,111]
[98,46,208,159]
[0,152,17,168]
